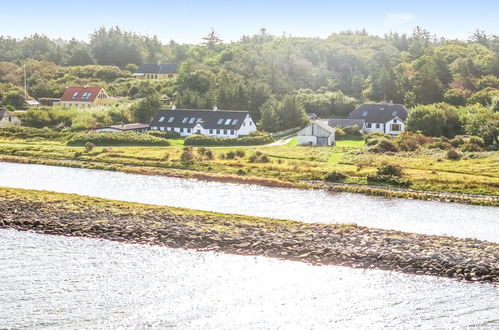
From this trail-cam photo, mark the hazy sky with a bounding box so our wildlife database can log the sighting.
[1,0,498,43]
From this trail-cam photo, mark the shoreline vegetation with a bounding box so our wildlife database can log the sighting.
[1,187,498,284]
[0,155,498,207]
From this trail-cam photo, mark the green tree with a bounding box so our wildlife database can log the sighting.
[131,94,161,123]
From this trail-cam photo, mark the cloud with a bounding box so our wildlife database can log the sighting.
[384,13,415,25]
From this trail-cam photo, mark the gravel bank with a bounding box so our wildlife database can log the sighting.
[1,187,498,284]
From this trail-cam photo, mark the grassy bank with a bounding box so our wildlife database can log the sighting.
[0,134,497,197]
[1,186,498,283]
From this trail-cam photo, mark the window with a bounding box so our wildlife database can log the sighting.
[180,128,184,133]
[243,122,246,127]
[366,123,372,128]
[393,119,398,123]
[189,117,196,123]
[168,117,174,123]
[231,130,235,135]
[392,111,397,116]
[72,92,79,99]
[82,92,88,99]
[160,127,165,131]
[209,129,213,134]
[155,74,158,79]
[249,121,253,126]
[217,119,224,124]
[232,119,238,125]
[362,111,368,117]
[182,117,189,123]
[223,129,227,134]
[376,123,381,128]
[187,128,191,133]
[158,116,165,122]
[216,129,220,134]
[196,118,202,123]
[225,119,231,125]
[391,124,401,131]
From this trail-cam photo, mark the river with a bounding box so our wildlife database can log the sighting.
[1,229,498,329]
[0,162,497,242]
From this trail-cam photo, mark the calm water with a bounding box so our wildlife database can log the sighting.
[0,162,498,242]
[1,229,498,329]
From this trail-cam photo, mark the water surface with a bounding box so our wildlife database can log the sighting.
[1,162,498,242]
[1,229,498,329]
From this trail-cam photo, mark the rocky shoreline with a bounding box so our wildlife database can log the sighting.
[0,187,498,284]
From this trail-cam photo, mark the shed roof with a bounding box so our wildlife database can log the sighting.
[96,123,150,131]
[348,103,408,123]
[328,119,366,128]
[134,63,178,74]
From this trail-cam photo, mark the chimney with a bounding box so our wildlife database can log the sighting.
[172,104,176,110]
[213,106,218,111]
[389,100,393,105]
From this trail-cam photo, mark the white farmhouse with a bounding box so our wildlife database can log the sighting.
[297,121,335,146]
[150,107,257,138]
[348,102,408,135]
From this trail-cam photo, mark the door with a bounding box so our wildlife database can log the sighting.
[317,137,328,146]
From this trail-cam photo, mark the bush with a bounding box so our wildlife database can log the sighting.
[368,139,399,153]
[67,132,170,146]
[84,142,95,152]
[184,133,273,146]
[364,132,391,146]
[248,152,271,163]
[342,125,362,137]
[427,140,453,150]
[225,151,236,159]
[324,171,347,182]
[0,126,67,140]
[334,127,346,138]
[446,149,462,160]
[180,147,195,164]
[377,163,403,177]
[147,130,181,139]
[460,142,483,152]
[236,150,245,158]
[367,174,410,187]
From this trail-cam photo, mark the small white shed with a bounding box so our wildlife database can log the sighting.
[297,121,335,146]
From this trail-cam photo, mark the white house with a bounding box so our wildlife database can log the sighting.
[150,107,257,138]
[348,102,408,135]
[297,121,335,146]
[0,108,21,127]
[327,102,408,135]
[95,123,150,133]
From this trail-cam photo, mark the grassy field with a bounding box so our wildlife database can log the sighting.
[0,135,497,196]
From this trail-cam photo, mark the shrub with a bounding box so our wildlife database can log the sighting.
[236,150,245,158]
[236,169,246,175]
[460,142,483,152]
[147,130,181,139]
[368,139,399,153]
[67,132,170,146]
[367,174,410,187]
[377,163,403,177]
[446,149,462,160]
[225,151,236,159]
[343,125,362,137]
[249,152,271,163]
[260,155,270,163]
[180,147,195,164]
[364,132,390,146]
[334,127,346,138]
[427,140,453,150]
[184,133,273,146]
[204,149,214,160]
[0,126,66,140]
[324,171,347,182]
[84,142,95,152]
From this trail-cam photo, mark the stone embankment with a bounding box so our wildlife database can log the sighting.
[0,187,498,284]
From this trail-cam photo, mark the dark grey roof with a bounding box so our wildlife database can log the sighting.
[135,63,177,74]
[348,103,408,123]
[151,109,249,130]
[0,108,14,119]
[328,119,365,128]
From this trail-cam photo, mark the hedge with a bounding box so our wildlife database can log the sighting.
[67,132,170,146]
[0,126,67,140]
[147,130,181,139]
[184,133,273,146]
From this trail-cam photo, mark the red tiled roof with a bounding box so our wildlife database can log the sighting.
[60,86,104,102]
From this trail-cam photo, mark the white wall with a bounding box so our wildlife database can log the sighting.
[60,101,93,107]
[297,136,317,145]
[95,128,120,132]
[237,115,257,136]
[385,118,405,135]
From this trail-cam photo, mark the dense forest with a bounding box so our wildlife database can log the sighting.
[0,27,498,144]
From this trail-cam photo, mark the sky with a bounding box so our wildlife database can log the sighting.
[0,0,498,43]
